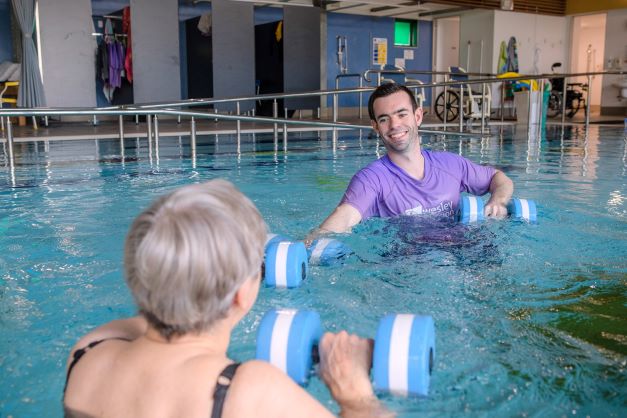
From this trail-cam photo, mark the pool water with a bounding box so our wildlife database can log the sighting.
[1,125,626,417]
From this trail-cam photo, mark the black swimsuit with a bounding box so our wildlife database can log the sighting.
[64,338,241,418]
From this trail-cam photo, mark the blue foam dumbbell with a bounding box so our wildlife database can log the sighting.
[507,198,537,222]
[256,309,435,396]
[458,195,485,223]
[307,238,352,266]
[264,239,308,288]
[458,195,538,223]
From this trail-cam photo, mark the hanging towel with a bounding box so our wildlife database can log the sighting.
[198,13,211,36]
[275,21,283,43]
[497,41,507,74]
[123,6,133,83]
[506,36,519,73]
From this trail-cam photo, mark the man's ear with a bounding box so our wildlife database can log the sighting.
[370,119,379,135]
[414,107,423,126]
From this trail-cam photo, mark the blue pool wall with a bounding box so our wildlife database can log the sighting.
[326,13,433,108]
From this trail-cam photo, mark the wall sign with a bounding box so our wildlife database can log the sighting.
[372,37,388,66]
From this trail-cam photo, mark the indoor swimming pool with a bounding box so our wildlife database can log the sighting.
[1,124,625,417]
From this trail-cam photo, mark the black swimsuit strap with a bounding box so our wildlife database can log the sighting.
[63,337,130,394]
[211,362,242,418]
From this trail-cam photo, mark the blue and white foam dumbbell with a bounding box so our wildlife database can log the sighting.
[458,195,538,223]
[255,309,322,385]
[265,233,291,252]
[507,198,537,222]
[264,238,309,288]
[256,309,435,396]
[458,195,485,224]
[307,238,352,266]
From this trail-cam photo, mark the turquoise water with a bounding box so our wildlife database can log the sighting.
[1,125,626,417]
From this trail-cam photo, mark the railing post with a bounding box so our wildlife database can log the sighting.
[235,102,242,142]
[283,108,288,150]
[333,93,338,122]
[500,80,505,124]
[135,114,139,125]
[443,82,448,130]
[538,79,545,139]
[236,101,241,144]
[153,114,160,150]
[92,115,98,126]
[585,74,591,132]
[6,117,14,168]
[273,99,278,144]
[527,86,532,133]
[118,115,124,141]
[561,74,567,126]
[480,83,486,134]
[358,77,364,119]
[190,117,197,156]
[459,82,464,133]
[147,114,153,158]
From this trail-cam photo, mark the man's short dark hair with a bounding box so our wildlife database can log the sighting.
[368,83,418,121]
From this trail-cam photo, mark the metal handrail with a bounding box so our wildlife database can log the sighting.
[335,73,364,119]
[363,68,496,84]
[2,70,618,117]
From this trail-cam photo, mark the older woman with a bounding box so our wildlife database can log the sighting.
[63,180,388,418]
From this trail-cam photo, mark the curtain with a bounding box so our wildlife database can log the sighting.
[11,0,46,107]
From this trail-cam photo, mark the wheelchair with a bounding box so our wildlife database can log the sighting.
[434,67,491,123]
[546,62,587,118]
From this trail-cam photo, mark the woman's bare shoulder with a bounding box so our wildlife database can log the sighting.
[225,360,335,418]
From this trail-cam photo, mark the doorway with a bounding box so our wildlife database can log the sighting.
[570,14,606,110]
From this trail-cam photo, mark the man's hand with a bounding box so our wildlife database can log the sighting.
[484,170,513,218]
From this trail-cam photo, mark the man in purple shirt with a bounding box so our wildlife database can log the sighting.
[315,83,514,234]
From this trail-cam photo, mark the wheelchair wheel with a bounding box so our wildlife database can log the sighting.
[567,95,583,118]
[434,91,460,122]
[546,92,562,118]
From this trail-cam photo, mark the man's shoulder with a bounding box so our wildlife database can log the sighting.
[355,155,391,177]
[424,149,462,163]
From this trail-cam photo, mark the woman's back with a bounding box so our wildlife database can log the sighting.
[64,336,330,418]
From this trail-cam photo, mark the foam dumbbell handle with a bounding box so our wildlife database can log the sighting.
[507,198,537,222]
[264,241,308,288]
[308,238,352,266]
[372,314,435,396]
[256,309,322,385]
[458,195,485,223]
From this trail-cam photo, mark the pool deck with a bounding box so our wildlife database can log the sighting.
[1,109,624,143]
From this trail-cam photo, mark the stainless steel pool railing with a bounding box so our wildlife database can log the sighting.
[1,70,624,169]
[335,73,364,120]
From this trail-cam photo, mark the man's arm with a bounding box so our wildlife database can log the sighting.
[484,170,514,218]
[319,203,362,234]
[305,204,362,245]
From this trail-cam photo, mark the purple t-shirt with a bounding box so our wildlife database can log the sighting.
[341,150,495,220]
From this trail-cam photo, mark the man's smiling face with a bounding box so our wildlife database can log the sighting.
[371,90,423,155]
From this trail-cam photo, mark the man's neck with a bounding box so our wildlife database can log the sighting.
[387,146,425,180]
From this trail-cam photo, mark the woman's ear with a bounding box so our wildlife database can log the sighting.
[231,274,260,313]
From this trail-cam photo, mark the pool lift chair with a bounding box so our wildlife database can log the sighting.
[406,78,426,111]
[435,66,492,123]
